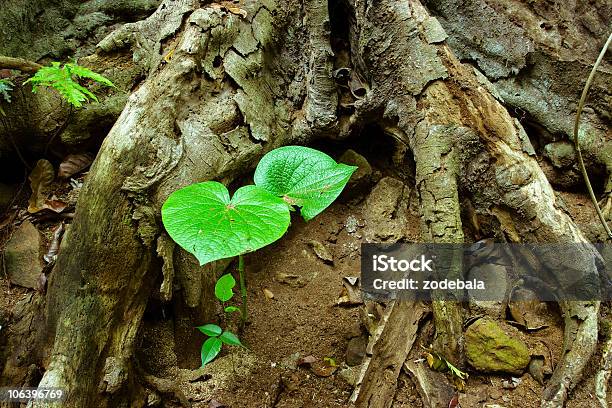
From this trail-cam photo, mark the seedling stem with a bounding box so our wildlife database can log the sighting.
[239,254,247,323]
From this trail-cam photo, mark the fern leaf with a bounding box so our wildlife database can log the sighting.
[0,79,14,103]
[66,63,115,88]
[24,62,114,108]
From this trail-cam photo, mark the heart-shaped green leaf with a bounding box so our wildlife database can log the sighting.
[254,146,357,221]
[201,337,222,367]
[197,324,222,337]
[219,331,243,347]
[215,273,236,302]
[162,182,290,265]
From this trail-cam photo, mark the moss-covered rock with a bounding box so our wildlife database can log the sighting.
[465,318,530,375]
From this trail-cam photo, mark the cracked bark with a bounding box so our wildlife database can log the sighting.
[304,0,338,130]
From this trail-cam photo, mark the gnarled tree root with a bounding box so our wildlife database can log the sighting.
[595,317,612,408]
[350,301,429,407]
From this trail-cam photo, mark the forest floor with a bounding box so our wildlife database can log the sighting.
[1,138,611,408]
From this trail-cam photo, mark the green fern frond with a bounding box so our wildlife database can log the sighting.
[65,63,115,88]
[0,79,14,103]
[24,62,115,108]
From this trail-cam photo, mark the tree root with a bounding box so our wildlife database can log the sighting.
[595,317,612,408]
[347,1,602,405]
[0,56,42,73]
[142,373,191,408]
[412,122,465,366]
[350,301,429,407]
[30,1,323,406]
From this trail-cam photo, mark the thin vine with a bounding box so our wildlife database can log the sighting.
[573,32,612,240]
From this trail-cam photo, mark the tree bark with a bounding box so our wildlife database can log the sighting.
[32,1,317,406]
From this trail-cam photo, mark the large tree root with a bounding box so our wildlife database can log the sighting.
[29,1,322,406]
[595,318,612,408]
[347,1,602,406]
[350,301,429,407]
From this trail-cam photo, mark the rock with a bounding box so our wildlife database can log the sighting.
[344,215,359,233]
[363,177,409,242]
[306,240,333,264]
[338,365,361,386]
[339,149,372,190]
[528,342,553,384]
[4,221,42,289]
[508,288,552,330]
[280,352,301,370]
[346,335,367,366]
[529,358,545,384]
[467,264,508,318]
[275,272,307,288]
[460,386,488,406]
[544,141,576,169]
[345,322,363,339]
[465,318,530,375]
[337,276,362,306]
[488,388,503,400]
[311,360,337,377]
[502,377,521,389]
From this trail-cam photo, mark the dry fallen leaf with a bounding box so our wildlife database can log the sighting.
[307,240,333,264]
[58,153,93,178]
[42,199,68,213]
[311,358,338,377]
[208,399,226,408]
[209,2,248,18]
[263,288,275,300]
[227,6,248,18]
[337,276,362,306]
[28,159,54,213]
[297,355,317,367]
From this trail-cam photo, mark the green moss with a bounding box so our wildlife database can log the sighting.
[465,318,530,375]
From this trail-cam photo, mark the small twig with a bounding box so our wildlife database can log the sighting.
[573,32,612,240]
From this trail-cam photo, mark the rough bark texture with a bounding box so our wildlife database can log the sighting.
[351,301,429,407]
[0,0,161,61]
[0,0,607,407]
[31,1,318,406]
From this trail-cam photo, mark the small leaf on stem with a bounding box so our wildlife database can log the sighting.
[219,331,243,347]
[196,324,222,337]
[215,273,236,302]
[201,337,222,367]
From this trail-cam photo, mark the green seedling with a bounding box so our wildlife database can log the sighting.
[193,273,244,367]
[216,273,242,318]
[162,146,357,366]
[196,323,243,367]
[24,61,115,107]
